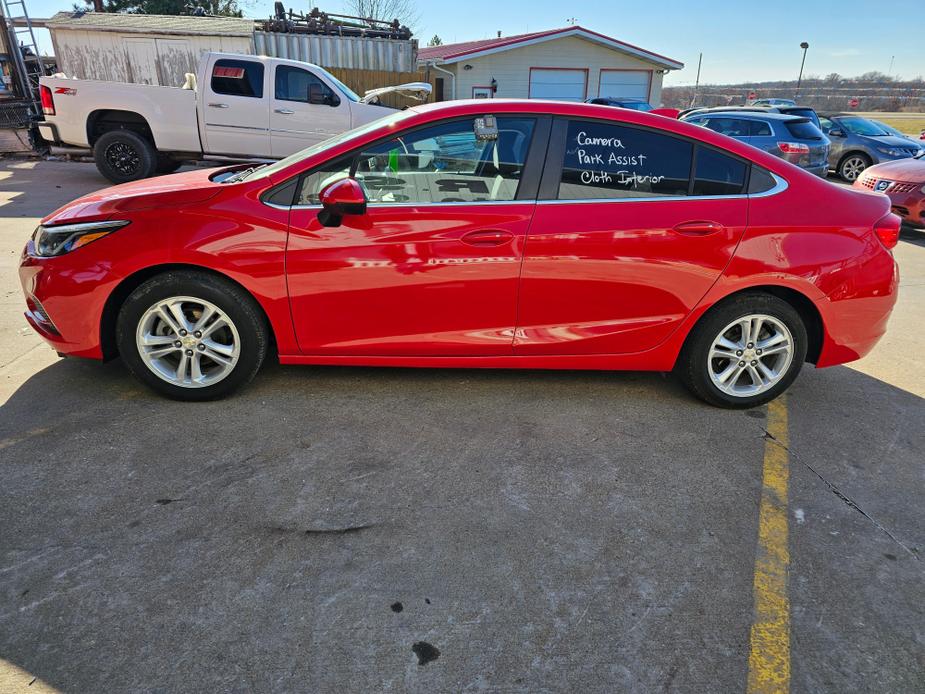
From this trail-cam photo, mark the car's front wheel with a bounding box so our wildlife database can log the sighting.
[116,271,268,400]
[838,152,871,182]
[676,294,807,408]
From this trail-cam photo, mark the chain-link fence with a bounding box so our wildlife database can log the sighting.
[0,100,34,129]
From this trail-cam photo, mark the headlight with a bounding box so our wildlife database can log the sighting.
[920,183,925,194]
[876,147,902,157]
[31,220,130,257]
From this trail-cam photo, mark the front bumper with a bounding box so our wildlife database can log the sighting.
[19,245,111,359]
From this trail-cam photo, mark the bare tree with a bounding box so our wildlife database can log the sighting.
[343,0,419,31]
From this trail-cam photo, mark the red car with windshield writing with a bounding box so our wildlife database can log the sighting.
[20,99,899,407]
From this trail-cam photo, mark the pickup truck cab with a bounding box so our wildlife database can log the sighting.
[38,52,430,183]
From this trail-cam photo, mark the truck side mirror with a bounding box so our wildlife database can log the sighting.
[308,83,326,105]
[318,178,367,227]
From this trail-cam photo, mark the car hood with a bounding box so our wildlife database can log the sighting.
[42,167,225,224]
[863,157,925,182]
[864,134,921,149]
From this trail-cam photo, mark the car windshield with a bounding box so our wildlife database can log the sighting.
[839,117,892,137]
[245,109,416,181]
[871,120,904,137]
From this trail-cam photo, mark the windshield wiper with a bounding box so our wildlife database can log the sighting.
[223,165,265,184]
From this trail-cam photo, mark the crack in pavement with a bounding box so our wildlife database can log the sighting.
[759,426,920,562]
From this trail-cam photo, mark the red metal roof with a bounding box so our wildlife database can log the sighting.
[417,26,682,69]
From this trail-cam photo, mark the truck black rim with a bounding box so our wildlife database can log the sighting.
[105,142,141,176]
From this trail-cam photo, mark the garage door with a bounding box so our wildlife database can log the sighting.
[529,69,587,102]
[598,70,650,100]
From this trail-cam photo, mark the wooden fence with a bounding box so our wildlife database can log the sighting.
[326,67,438,108]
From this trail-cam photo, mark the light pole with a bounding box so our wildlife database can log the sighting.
[796,42,809,95]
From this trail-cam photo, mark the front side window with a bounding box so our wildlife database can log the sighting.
[275,66,338,105]
[557,119,692,199]
[297,116,537,205]
[211,59,264,98]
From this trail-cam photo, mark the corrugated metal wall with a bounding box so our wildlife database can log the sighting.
[50,28,252,86]
[254,31,416,72]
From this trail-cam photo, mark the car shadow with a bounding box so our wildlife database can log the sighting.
[0,356,923,691]
[900,224,925,248]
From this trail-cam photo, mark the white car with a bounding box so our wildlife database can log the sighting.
[37,52,430,183]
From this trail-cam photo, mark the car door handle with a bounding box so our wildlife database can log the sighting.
[274,108,295,115]
[208,102,229,109]
[673,220,726,236]
[461,230,514,246]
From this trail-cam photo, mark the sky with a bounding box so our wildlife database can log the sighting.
[23,0,925,85]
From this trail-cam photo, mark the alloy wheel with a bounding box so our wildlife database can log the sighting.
[841,156,868,181]
[105,141,141,177]
[135,296,240,388]
[707,314,794,398]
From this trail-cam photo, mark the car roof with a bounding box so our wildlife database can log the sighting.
[686,110,807,122]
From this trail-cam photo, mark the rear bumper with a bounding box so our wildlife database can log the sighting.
[804,162,829,178]
[36,121,60,146]
[816,254,899,367]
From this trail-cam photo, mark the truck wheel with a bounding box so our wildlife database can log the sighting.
[94,129,158,184]
[155,155,183,175]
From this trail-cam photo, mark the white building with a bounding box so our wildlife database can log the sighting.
[418,26,683,106]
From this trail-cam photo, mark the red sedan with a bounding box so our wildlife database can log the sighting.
[854,154,925,229]
[20,100,900,407]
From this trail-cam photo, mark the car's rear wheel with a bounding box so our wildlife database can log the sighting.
[116,271,268,401]
[838,152,871,182]
[94,129,158,184]
[677,294,807,408]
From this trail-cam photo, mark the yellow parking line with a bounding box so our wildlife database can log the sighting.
[747,394,791,694]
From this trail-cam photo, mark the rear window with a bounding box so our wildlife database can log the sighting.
[692,147,747,196]
[784,120,824,140]
[749,121,773,137]
[784,108,820,126]
[211,59,264,98]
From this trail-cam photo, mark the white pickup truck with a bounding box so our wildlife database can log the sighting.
[37,52,430,183]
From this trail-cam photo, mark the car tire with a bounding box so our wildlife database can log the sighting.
[838,152,871,182]
[93,129,158,184]
[676,293,807,409]
[155,155,183,175]
[116,270,268,401]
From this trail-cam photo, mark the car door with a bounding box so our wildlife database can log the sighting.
[514,117,749,356]
[285,115,548,356]
[270,64,349,158]
[202,57,271,158]
[820,116,845,166]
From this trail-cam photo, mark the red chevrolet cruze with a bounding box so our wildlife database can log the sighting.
[20,100,900,407]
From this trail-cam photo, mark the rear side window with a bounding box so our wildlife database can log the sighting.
[747,167,777,194]
[211,59,264,98]
[784,120,824,140]
[692,148,747,196]
[749,121,773,137]
[558,120,692,199]
[702,118,750,137]
[785,108,820,126]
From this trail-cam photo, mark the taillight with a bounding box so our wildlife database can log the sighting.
[874,213,901,250]
[778,142,810,154]
[39,84,55,116]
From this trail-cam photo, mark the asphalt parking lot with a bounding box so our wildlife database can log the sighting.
[1,159,922,693]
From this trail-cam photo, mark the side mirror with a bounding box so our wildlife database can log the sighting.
[318,178,366,227]
[829,128,845,137]
[308,83,326,105]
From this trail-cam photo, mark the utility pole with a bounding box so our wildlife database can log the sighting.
[796,42,809,96]
[888,55,895,75]
[691,52,702,107]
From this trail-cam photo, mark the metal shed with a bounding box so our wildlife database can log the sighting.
[45,12,255,87]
